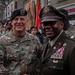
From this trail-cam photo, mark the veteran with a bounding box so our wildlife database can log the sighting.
[38,5,75,75]
[58,8,75,40]
[0,8,42,75]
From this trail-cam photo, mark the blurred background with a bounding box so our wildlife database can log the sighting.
[0,0,75,30]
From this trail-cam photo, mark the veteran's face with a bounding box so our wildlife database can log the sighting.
[11,16,27,32]
[43,20,64,40]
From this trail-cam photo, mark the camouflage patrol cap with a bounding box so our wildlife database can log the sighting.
[39,5,70,30]
[10,8,27,21]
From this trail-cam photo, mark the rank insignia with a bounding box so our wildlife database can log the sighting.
[43,6,49,14]
[70,36,74,39]
[53,60,58,63]
[53,46,56,50]
[63,43,67,46]
[50,46,65,59]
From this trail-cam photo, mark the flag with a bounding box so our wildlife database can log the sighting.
[15,0,18,9]
[36,0,41,30]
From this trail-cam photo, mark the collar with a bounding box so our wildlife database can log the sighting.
[50,30,64,47]
[6,30,34,42]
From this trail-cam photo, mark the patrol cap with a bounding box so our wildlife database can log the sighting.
[10,8,27,21]
[39,5,70,30]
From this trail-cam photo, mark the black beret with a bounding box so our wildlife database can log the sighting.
[10,8,27,21]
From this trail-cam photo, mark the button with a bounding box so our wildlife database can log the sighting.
[70,36,74,39]
[53,46,56,49]
[53,66,56,68]
[53,60,58,63]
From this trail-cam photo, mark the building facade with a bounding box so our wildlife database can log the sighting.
[0,0,5,23]
[1,0,75,25]
[50,0,75,25]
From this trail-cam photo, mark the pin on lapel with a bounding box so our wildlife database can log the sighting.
[70,36,74,39]
[59,42,61,45]
[63,43,67,46]
[53,46,56,50]
[53,60,58,63]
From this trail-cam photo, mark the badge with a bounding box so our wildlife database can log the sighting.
[50,46,65,59]
[59,42,61,45]
[53,60,58,63]
[43,6,49,14]
[20,9,25,15]
[53,46,56,50]
[63,43,67,46]
[70,36,74,39]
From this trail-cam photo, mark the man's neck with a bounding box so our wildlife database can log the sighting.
[13,31,25,37]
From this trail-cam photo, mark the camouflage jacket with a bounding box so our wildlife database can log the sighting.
[0,31,42,75]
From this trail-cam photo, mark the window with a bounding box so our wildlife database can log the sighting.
[48,0,51,5]
[45,0,50,6]
[44,0,51,6]
[45,0,48,6]
[23,0,30,3]
[58,0,66,3]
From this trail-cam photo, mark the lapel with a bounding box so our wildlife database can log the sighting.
[42,32,67,63]
[41,42,49,59]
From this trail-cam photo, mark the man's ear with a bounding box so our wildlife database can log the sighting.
[61,22,64,29]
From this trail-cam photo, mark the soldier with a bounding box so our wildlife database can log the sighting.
[38,5,75,75]
[58,8,75,41]
[0,8,42,75]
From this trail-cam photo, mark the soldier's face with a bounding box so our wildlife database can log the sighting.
[43,20,64,40]
[11,16,27,32]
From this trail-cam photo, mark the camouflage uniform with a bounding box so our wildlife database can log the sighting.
[65,25,75,39]
[0,30,42,75]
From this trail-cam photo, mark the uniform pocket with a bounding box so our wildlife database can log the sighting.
[46,59,64,70]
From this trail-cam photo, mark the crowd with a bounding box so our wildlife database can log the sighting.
[0,5,75,75]
[0,21,12,36]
